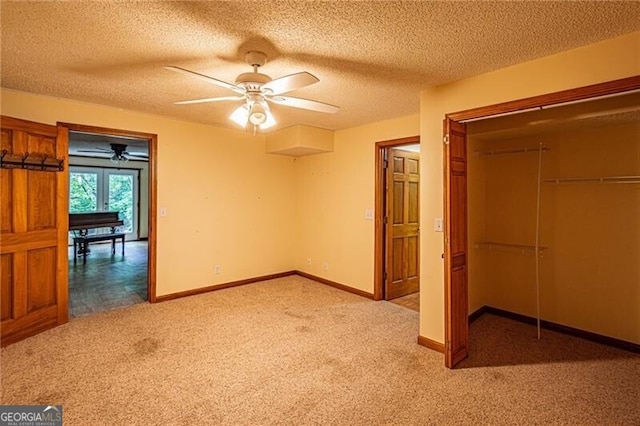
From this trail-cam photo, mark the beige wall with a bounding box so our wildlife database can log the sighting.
[468,123,639,343]
[1,89,297,296]
[420,31,640,343]
[294,115,420,293]
[1,88,419,298]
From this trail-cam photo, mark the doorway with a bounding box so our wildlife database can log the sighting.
[442,75,640,368]
[62,123,158,317]
[374,136,420,308]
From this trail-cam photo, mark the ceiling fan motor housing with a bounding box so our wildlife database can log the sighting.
[236,51,272,92]
[245,51,267,68]
[110,143,127,155]
[235,72,272,92]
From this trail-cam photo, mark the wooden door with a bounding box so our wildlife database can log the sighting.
[1,116,69,346]
[385,148,420,300]
[444,118,468,368]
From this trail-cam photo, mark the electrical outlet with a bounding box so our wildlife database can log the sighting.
[307,258,312,266]
[214,265,221,274]
[323,262,329,271]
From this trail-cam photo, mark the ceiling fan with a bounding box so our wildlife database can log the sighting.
[77,143,148,162]
[165,51,339,131]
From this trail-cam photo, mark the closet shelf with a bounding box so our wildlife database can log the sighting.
[474,241,548,255]
[474,146,549,156]
[543,175,640,185]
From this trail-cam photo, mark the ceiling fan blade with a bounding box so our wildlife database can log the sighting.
[267,95,339,113]
[165,66,244,94]
[174,95,245,105]
[76,148,112,153]
[262,72,319,95]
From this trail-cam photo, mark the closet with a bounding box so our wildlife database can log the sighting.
[466,91,640,347]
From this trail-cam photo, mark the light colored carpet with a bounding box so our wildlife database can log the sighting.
[1,276,639,425]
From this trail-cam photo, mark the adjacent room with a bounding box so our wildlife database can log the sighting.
[1,2,639,424]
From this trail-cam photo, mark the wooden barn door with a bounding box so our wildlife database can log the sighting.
[1,116,69,346]
[443,117,468,368]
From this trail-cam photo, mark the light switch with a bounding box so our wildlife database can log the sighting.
[434,218,443,232]
[160,207,167,217]
[365,209,374,220]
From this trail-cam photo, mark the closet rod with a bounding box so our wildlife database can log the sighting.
[475,146,549,157]
[543,175,640,184]
[475,241,548,254]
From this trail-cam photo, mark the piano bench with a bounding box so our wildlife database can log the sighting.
[73,232,126,264]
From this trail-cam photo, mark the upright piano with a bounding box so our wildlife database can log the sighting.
[69,211,125,263]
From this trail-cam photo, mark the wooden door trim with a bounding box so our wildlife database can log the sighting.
[374,136,420,301]
[447,75,640,122]
[58,122,158,303]
[56,126,70,323]
[442,75,640,368]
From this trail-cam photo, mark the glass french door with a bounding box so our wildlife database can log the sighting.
[69,166,139,240]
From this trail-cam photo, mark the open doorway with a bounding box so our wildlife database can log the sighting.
[374,136,421,312]
[63,124,157,317]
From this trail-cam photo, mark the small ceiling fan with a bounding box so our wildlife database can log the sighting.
[77,143,148,162]
[165,51,339,130]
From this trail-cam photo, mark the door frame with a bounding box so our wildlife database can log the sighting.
[374,135,420,301]
[442,75,640,368]
[59,122,158,303]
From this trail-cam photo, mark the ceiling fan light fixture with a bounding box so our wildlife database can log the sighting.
[230,105,249,128]
[110,153,128,163]
[230,104,277,131]
[248,103,267,125]
[260,109,277,130]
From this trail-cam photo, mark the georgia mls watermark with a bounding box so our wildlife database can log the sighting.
[0,405,62,426]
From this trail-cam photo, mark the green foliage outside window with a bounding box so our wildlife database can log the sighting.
[69,172,97,212]
[108,175,133,232]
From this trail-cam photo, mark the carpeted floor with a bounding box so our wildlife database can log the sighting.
[1,276,638,425]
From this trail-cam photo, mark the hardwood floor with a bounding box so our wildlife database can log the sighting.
[68,240,148,318]
[390,292,419,312]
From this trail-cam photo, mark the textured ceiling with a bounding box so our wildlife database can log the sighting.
[2,1,640,132]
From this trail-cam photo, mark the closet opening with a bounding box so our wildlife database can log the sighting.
[443,76,640,368]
